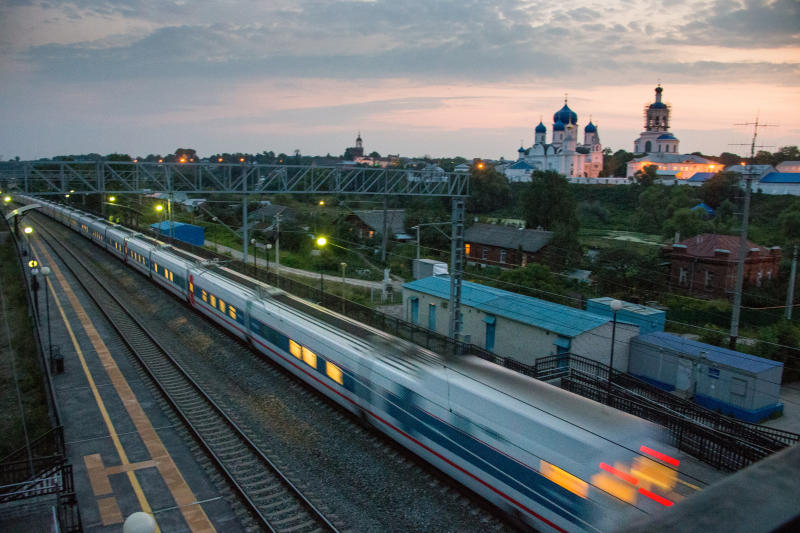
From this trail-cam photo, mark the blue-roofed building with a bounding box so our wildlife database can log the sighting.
[505,97,604,181]
[402,276,639,367]
[149,221,205,246]
[505,159,535,182]
[629,332,784,422]
[756,172,800,196]
[686,172,715,186]
[690,202,715,218]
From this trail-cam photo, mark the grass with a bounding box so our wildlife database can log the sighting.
[0,232,53,458]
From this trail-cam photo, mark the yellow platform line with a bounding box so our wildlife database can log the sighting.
[35,240,216,532]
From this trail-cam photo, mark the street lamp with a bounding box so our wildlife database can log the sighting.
[250,238,258,277]
[109,196,116,203]
[608,299,623,391]
[31,266,54,363]
[265,243,272,275]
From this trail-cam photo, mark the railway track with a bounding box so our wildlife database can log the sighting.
[36,225,342,533]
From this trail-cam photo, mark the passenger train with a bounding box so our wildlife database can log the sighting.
[20,195,688,532]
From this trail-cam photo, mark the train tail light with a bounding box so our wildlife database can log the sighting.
[640,445,680,467]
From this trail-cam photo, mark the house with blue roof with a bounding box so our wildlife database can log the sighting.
[629,332,784,422]
[402,276,639,367]
[756,172,800,196]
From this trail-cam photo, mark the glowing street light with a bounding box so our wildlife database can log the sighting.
[3,196,11,203]
[109,196,116,203]
[316,236,327,247]
[23,226,33,234]
[318,200,325,206]
[218,157,224,163]
[155,204,164,212]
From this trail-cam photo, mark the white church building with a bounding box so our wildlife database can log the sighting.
[627,85,718,180]
[505,99,603,181]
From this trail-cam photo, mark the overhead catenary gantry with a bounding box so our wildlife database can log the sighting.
[0,159,469,341]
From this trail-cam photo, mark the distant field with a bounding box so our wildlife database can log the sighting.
[580,229,665,247]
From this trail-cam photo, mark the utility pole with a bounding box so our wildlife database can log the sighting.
[729,116,777,349]
[787,245,798,320]
[274,214,281,270]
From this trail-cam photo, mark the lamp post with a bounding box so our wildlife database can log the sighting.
[608,299,623,392]
[265,243,272,277]
[31,266,53,361]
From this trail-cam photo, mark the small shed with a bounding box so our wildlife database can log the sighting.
[412,259,448,280]
[586,298,665,335]
[629,332,783,422]
[150,221,205,246]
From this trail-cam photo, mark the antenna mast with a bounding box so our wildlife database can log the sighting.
[728,115,777,349]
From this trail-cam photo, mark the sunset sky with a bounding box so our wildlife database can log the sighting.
[1,0,798,161]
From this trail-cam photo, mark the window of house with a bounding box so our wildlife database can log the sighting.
[679,268,688,285]
[500,250,507,263]
[465,243,471,256]
[704,270,714,289]
[481,247,488,260]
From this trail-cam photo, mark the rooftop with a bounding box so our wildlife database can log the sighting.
[667,233,774,258]
[464,223,552,253]
[634,332,782,374]
[403,276,610,337]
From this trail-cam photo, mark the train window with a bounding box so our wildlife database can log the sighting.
[229,306,237,320]
[210,294,217,307]
[326,361,343,384]
[164,269,169,279]
[289,339,302,359]
[301,347,317,368]
[201,290,207,302]
[189,281,194,293]
[169,272,173,282]
[154,263,158,273]
[219,300,226,313]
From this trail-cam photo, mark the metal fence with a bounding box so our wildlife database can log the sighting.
[536,353,800,472]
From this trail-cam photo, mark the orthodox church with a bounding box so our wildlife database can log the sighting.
[505,99,603,181]
[627,85,718,179]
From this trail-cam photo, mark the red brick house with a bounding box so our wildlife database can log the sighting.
[663,233,781,298]
[463,223,553,268]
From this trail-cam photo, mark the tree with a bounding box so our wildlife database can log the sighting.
[466,165,511,214]
[774,145,800,165]
[718,152,743,167]
[662,207,710,240]
[174,148,197,161]
[593,244,664,297]
[633,164,658,187]
[369,151,381,158]
[700,171,740,208]
[522,170,577,230]
[779,202,800,244]
[522,171,581,270]
[601,149,634,177]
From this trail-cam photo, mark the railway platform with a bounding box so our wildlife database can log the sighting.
[20,233,241,532]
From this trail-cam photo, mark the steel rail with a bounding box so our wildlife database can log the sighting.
[35,221,340,533]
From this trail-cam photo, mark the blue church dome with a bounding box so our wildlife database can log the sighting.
[553,103,578,125]
[584,121,597,133]
[649,102,667,109]
[518,146,526,153]
[535,121,547,133]
[657,133,676,140]
[553,120,565,131]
